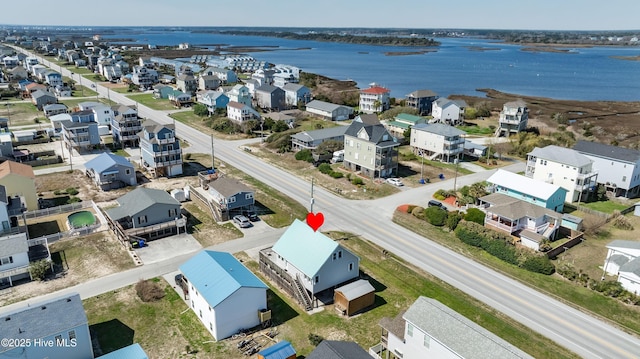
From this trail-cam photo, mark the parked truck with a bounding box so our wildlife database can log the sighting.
[331,150,345,164]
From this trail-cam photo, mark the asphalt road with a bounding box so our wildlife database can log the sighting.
[16,49,640,358]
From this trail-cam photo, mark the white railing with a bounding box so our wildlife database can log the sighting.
[23,201,93,219]
[369,343,384,359]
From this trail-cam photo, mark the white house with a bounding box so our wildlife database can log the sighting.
[305,100,353,121]
[431,98,466,125]
[281,83,311,107]
[410,123,466,162]
[574,140,640,198]
[497,100,528,136]
[525,145,598,203]
[227,101,260,123]
[372,296,534,359]
[603,240,640,294]
[179,251,268,340]
[259,219,360,309]
[359,84,390,114]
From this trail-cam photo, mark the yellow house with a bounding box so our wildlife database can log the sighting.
[0,161,37,211]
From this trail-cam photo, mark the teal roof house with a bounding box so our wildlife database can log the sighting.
[486,169,567,212]
[180,251,268,340]
[259,219,360,310]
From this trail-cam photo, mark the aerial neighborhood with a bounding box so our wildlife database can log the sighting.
[0,26,639,359]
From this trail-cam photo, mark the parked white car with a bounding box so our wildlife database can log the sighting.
[233,215,252,228]
[386,178,404,187]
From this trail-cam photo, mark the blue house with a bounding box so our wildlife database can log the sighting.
[196,90,230,114]
[61,120,100,152]
[70,109,96,123]
[139,120,182,178]
[260,219,360,310]
[0,293,94,359]
[85,152,136,191]
[486,169,567,212]
[179,251,268,341]
[98,343,148,359]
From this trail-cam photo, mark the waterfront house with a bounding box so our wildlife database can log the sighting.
[84,152,136,191]
[410,123,465,162]
[573,140,640,198]
[0,160,37,211]
[291,126,347,151]
[371,296,534,359]
[359,84,390,114]
[405,89,438,115]
[603,240,640,294]
[305,99,353,121]
[343,114,399,178]
[227,101,261,124]
[497,100,529,137]
[281,83,311,108]
[525,145,598,203]
[0,293,94,359]
[259,219,360,310]
[486,169,567,212]
[111,105,141,147]
[255,84,285,111]
[139,120,183,177]
[431,98,466,126]
[179,250,268,341]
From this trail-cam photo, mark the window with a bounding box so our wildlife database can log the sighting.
[209,306,211,311]
[338,250,342,258]
[210,323,213,330]
[55,335,62,343]
[354,153,359,160]
[407,323,414,337]
[0,256,13,266]
[622,176,627,182]
[315,276,319,284]
[228,196,236,203]
[332,253,336,261]
[138,215,147,225]
[191,300,194,307]
[125,169,131,175]
[245,193,253,200]
[68,330,76,340]
[423,334,430,348]
[199,310,202,318]
[349,262,354,271]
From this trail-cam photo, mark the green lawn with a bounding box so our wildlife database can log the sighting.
[110,87,132,94]
[126,93,176,111]
[3,102,41,126]
[393,212,640,336]
[457,125,495,135]
[580,200,631,213]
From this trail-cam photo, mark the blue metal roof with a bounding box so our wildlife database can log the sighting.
[258,341,296,359]
[179,251,267,308]
[85,152,134,175]
[272,219,338,277]
[98,343,148,359]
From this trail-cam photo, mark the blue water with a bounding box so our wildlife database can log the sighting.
[103,30,640,101]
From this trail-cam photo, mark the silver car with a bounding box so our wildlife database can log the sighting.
[233,215,252,228]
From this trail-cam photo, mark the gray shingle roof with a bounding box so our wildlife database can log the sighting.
[413,123,466,137]
[480,193,561,221]
[334,279,374,301]
[256,84,282,94]
[307,340,372,359]
[574,140,640,163]
[306,100,348,113]
[610,254,630,267]
[607,240,640,251]
[0,293,87,353]
[106,187,179,221]
[290,126,347,143]
[0,233,28,258]
[345,121,395,145]
[404,297,534,359]
[528,145,592,167]
[209,177,253,197]
[619,257,640,276]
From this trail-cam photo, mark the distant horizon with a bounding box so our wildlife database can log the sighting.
[3,0,640,31]
[2,24,639,34]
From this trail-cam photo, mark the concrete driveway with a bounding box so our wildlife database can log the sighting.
[134,233,202,264]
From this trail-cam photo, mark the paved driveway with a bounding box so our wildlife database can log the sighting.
[134,233,202,264]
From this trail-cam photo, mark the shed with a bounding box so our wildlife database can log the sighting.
[561,213,584,231]
[257,340,296,359]
[333,279,375,316]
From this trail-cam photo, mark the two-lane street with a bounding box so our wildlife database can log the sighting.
[19,49,640,358]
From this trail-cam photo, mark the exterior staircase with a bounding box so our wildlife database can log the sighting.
[293,273,313,311]
[543,224,556,239]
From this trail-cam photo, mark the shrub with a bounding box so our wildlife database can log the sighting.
[424,206,447,226]
[135,279,166,302]
[611,213,634,230]
[317,163,332,174]
[53,190,62,195]
[295,149,314,162]
[591,280,625,298]
[29,260,50,281]
[446,211,464,231]
[464,208,485,225]
[434,189,448,200]
[308,333,324,346]
[329,171,344,179]
[67,197,81,204]
[351,177,364,186]
[66,187,79,195]
[521,255,555,275]
[411,206,425,219]
[406,205,417,213]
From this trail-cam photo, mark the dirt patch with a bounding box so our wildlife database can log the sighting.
[451,89,640,148]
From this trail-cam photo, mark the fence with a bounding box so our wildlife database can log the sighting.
[546,229,585,259]
[28,223,102,246]
[23,201,93,220]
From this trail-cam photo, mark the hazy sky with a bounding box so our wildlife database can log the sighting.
[2,0,639,31]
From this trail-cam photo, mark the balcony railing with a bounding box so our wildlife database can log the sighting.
[485,218,516,233]
[155,148,181,156]
[155,137,176,145]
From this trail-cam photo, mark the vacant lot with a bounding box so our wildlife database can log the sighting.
[126,93,176,111]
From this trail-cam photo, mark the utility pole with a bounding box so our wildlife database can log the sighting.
[210,134,215,170]
[310,177,315,213]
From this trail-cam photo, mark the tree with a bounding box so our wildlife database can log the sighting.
[29,260,50,281]
[272,120,290,132]
[464,208,485,225]
[193,103,209,117]
[315,140,343,156]
[468,182,488,203]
